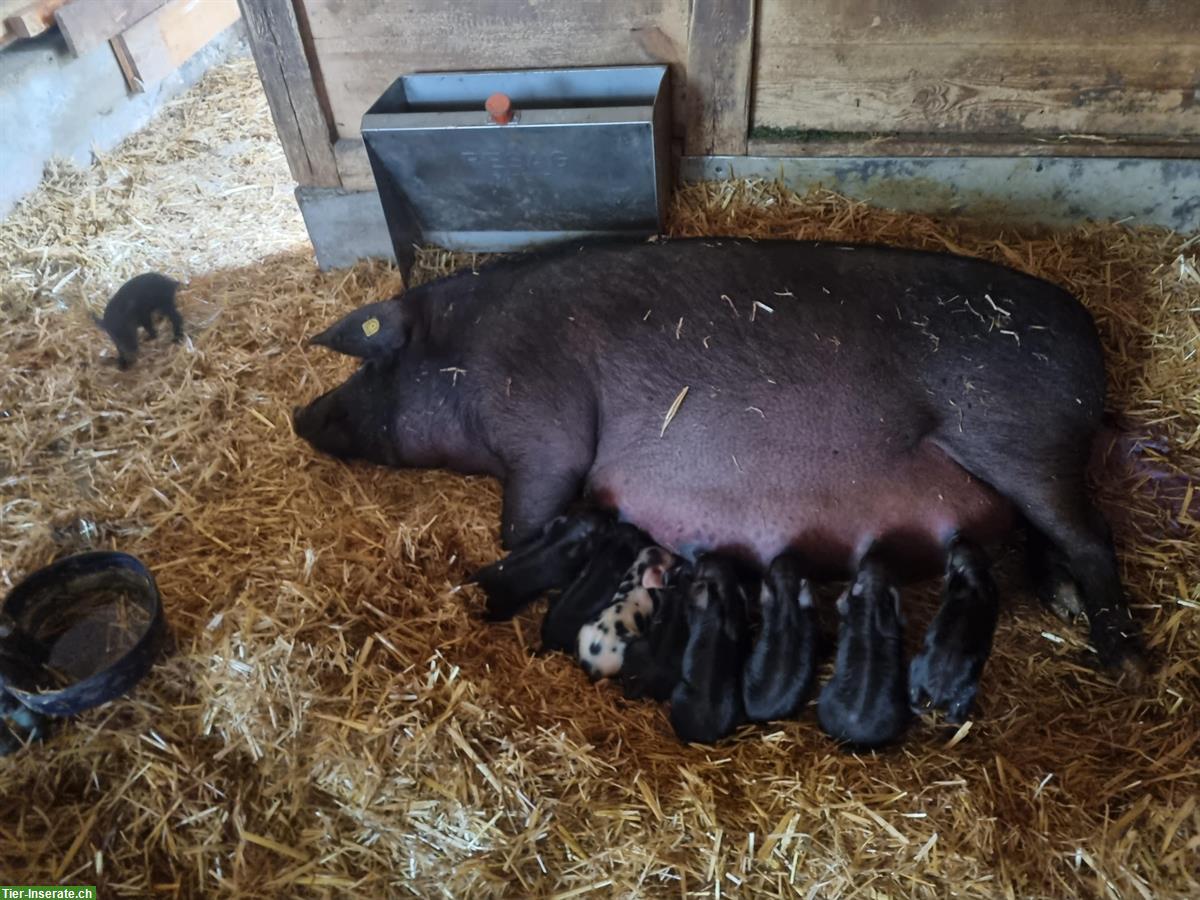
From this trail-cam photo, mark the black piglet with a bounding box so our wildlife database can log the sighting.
[742,551,818,722]
[668,555,749,744]
[817,548,910,749]
[93,272,184,369]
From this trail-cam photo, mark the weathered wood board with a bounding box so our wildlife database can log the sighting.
[301,0,691,141]
[111,0,240,92]
[2,0,67,40]
[54,0,168,58]
[684,0,756,155]
[238,0,340,187]
[753,0,1200,138]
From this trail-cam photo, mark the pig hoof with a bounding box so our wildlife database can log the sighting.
[1041,578,1084,622]
[1114,650,1151,689]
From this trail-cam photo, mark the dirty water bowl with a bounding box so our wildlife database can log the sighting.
[0,550,166,718]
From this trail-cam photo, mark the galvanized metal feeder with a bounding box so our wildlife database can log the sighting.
[361,65,672,277]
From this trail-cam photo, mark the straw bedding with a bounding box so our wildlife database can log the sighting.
[0,58,1197,898]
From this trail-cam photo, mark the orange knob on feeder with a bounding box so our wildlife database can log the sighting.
[486,92,514,125]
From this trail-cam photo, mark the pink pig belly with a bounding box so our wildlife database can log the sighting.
[588,439,1014,580]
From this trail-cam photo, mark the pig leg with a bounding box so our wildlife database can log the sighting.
[947,447,1145,680]
[164,303,185,342]
[1025,525,1084,621]
[500,466,586,551]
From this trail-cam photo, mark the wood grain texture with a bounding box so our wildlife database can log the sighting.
[684,0,756,155]
[753,0,1200,138]
[55,0,167,57]
[301,0,690,141]
[333,137,373,192]
[747,135,1199,159]
[112,0,240,92]
[239,0,339,187]
[3,0,67,38]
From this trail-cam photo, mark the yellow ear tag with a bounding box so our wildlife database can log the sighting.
[362,317,380,337]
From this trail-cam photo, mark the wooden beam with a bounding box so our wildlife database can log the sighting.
[684,0,756,156]
[752,0,1200,139]
[237,0,340,188]
[111,0,240,92]
[3,0,68,39]
[746,134,1200,160]
[54,0,168,58]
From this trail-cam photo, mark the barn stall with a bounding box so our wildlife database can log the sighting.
[0,0,1198,897]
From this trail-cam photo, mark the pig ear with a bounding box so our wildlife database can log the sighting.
[306,298,414,359]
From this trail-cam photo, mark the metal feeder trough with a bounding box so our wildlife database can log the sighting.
[361,65,672,277]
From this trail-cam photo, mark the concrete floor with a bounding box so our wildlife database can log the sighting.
[0,19,248,221]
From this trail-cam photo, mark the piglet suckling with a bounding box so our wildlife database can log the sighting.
[908,535,1000,724]
[540,522,650,653]
[742,551,818,723]
[669,555,749,744]
[575,545,676,679]
[93,272,184,369]
[817,548,910,748]
[470,510,613,621]
[619,571,691,702]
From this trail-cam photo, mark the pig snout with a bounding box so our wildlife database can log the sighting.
[293,393,357,460]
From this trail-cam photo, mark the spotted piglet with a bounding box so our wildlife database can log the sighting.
[817,548,910,748]
[908,535,1000,724]
[576,545,677,679]
[742,551,818,723]
[540,523,649,653]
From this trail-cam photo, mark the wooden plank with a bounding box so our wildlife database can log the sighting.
[683,0,756,156]
[3,0,67,38]
[753,43,1200,138]
[753,0,1200,138]
[747,135,1199,160]
[333,138,374,192]
[302,0,690,141]
[55,0,168,57]
[238,0,340,187]
[757,0,1199,48]
[112,0,240,92]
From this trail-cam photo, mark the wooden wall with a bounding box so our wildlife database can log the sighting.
[752,0,1200,150]
[242,0,1199,192]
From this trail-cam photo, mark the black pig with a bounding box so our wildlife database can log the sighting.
[909,535,1000,724]
[307,298,410,361]
[817,548,910,748]
[93,272,184,369]
[742,551,818,723]
[295,237,1145,681]
[470,510,612,621]
[669,555,749,744]
[619,564,694,701]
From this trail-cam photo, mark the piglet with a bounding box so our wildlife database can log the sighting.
[620,573,691,702]
[742,551,818,722]
[470,510,613,621]
[93,272,184,369]
[909,535,1000,724]
[576,545,676,679]
[669,555,749,744]
[817,548,910,748]
[540,523,649,653]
